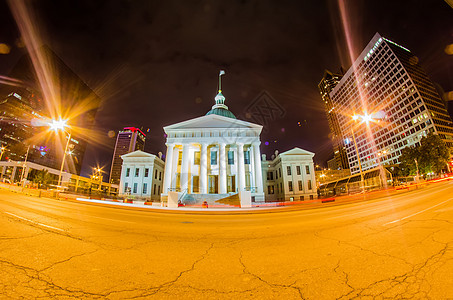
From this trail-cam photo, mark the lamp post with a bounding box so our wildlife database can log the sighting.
[350,122,365,192]
[350,112,386,192]
[48,119,71,189]
[0,146,6,161]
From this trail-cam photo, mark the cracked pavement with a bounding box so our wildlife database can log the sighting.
[1,181,453,299]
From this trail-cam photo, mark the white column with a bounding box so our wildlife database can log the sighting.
[219,143,227,194]
[200,143,208,194]
[163,143,175,194]
[237,143,245,191]
[253,142,264,193]
[180,144,190,192]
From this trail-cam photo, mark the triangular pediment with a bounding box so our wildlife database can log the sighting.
[121,150,156,159]
[164,114,262,131]
[280,147,315,157]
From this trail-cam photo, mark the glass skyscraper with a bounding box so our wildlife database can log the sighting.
[329,33,453,175]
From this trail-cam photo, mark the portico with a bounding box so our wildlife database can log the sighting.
[161,89,265,205]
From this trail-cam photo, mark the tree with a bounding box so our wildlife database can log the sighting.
[31,169,52,189]
[398,146,420,176]
[419,133,450,174]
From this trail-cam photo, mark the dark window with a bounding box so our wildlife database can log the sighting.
[143,183,147,194]
[287,166,291,176]
[296,166,301,175]
[159,172,162,181]
[298,180,303,191]
[154,169,158,179]
[135,168,139,177]
[308,180,312,190]
[144,168,149,177]
[305,166,310,174]
[133,183,137,193]
[211,151,217,165]
[288,181,293,192]
[126,168,130,177]
[244,150,250,164]
[228,151,234,164]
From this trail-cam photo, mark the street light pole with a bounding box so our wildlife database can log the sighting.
[20,145,30,186]
[0,147,5,161]
[58,131,71,188]
[351,126,365,192]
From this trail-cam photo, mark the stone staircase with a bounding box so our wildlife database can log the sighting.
[181,192,239,206]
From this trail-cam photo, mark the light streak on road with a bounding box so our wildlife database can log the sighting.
[3,211,65,232]
[383,198,452,226]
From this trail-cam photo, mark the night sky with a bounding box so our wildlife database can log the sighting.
[1,0,452,178]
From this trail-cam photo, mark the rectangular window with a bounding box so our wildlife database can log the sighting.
[143,183,147,194]
[244,150,250,164]
[144,168,149,177]
[288,181,293,192]
[298,180,303,191]
[158,185,161,194]
[126,168,130,177]
[267,172,273,180]
[124,182,128,192]
[155,169,158,179]
[135,168,139,177]
[211,151,217,165]
[178,151,182,165]
[194,151,200,165]
[270,185,274,194]
[300,196,304,201]
[192,176,199,193]
[228,151,234,164]
[305,166,310,174]
[287,166,291,176]
[133,183,137,193]
[307,180,312,190]
[268,185,271,194]
[159,172,162,181]
[296,166,301,175]
[153,184,156,195]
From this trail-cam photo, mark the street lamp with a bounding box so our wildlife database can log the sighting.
[0,146,6,161]
[49,118,71,189]
[350,118,365,192]
[350,112,386,192]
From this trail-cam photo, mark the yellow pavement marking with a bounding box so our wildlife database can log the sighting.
[383,198,452,226]
[3,211,65,232]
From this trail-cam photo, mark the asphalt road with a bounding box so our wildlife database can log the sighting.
[1,181,452,299]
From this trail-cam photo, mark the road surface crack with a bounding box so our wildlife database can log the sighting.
[238,251,306,299]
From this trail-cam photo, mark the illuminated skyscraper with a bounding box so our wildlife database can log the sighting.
[318,69,349,170]
[0,46,100,175]
[109,127,146,185]
[329,33,453,175]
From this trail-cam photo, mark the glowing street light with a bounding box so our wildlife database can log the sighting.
[48,118,71,189]
[350,111,386,192]
[0,146,6,161]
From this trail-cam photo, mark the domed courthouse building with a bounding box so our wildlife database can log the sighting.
[161,86,265,206]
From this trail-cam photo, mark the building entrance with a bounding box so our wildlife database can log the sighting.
[227,175,236,192]
[208,175,218,194]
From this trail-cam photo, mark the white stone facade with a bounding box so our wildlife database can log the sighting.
[161,114,265,203]
[119,150,165,201]
[262,148,317,201]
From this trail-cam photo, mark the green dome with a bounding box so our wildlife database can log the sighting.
[206,107,236,119]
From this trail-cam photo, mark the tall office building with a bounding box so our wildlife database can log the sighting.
[329,33,453,175]
[0,46,100,175]
[109,127,146,184]
[318,69,349,170]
